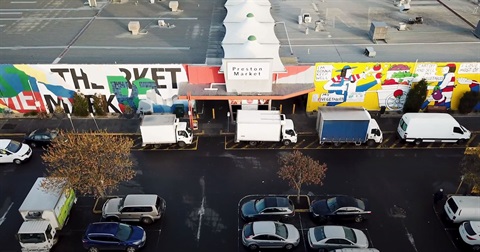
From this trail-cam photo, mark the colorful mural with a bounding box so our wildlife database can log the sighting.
[0,64,189,114]
[307,62,480,112]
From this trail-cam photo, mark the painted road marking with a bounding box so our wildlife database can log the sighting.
[0,12,22,15]
[0,202,14,226]
[11,1,37,3]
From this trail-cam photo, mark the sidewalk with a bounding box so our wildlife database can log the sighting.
[1,109,480,137]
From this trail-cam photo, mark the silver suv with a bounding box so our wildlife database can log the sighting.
[102,194,166,224]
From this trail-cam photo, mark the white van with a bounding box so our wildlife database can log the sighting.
[444,196,480,223]
[397,113,471,145]
[0,139,32,164]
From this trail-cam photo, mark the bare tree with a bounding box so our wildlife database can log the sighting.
[278,150,327,202]
[460,147,480,193]
[41,130,136,198]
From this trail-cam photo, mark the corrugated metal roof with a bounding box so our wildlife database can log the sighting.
[318,107,371,120]
[18,220,50,233]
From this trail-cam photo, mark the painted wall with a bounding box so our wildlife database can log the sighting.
[0,64,189,114]
[307,62,480,112]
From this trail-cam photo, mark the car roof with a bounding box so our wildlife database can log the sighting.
[86,222,119,235]
[124,194,158,206]
[335,196,364,209]
[323,225,348,238]
[0,139,12,149]
[31,128,56,134]
[263,197,291,208]
[252,221,276,235]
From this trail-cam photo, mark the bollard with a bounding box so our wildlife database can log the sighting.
[292,104,296,114]
[212,108,215,119]
[279,104,283,114]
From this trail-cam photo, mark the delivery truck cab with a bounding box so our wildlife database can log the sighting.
[17,177,76,251]
[397,113,471,145]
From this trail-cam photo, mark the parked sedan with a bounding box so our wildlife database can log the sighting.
[240,196,295,221]
[459,221,480,250]
[307,225,369,251]
[82,222,146,252]
[310,196,370,223]
[242,221,300,250]
[0,139,32,164]
[24,128,59,148]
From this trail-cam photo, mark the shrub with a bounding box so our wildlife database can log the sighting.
[72,92,89,117]
[403,78,428,113]
[458,91,480,114]
[92,94,107,116]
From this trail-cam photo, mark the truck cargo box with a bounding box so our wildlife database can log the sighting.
[140,114,177,144]
[316,107,372,144]
[236,110,282,142]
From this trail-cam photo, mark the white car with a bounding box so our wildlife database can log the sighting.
[459,221,480,250]
[242,221,300,250]
[0,139,32,164]
[308,225,369,250]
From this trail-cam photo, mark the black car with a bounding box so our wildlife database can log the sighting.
[310,196,370,223]
[240,196,295,221]
[24,128,59,148]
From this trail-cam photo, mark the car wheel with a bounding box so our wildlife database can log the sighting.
[30,142,37,148]
[473,245,480,251]
[248,244,259,250]
[284,244,294,250]
[126,247,136,252]
[457,139,466,144]
[88,247,99,252]
[141,217,153,224]
[13,159,22,165]
[354,215,363,223]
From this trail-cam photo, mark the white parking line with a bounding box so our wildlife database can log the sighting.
[0,12,22,15]
[11,1,37,3]
[0,202,14,226]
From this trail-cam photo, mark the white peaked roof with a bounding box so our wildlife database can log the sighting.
[222,38,285,72]
[224,1,274,23]
[223,15,279,44]
[225,0,271,7]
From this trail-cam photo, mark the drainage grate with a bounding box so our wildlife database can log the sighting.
[1,123,17,129]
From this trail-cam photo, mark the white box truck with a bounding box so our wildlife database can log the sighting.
[397,113,471,145]
[316,107,383,146]
[140,114,193,147]
[17,177,76,252]
[235,110,297,146]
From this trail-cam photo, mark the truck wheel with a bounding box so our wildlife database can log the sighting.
[334,142,340,147]
[88,247,99,252]
[13,159,22,165]
[126,247,137,252]
[282,140,291,146]
[249,141,258,146]
[178,141,186,147]
[141,217,153,224]
[414,139,422,145]
[154,144,161,148]
[367,139,375,147]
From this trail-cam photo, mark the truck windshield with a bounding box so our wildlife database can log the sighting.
[6,140,22,153]
[18,233,46,243]
[186,128,192,135]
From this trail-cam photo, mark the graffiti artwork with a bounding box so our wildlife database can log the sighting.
[0,64,189,114]
[308,62,480,112]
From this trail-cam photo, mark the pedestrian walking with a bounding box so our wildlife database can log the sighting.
[434,188,444,204]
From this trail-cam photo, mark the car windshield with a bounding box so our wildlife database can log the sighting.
[118,198,125,211]
[18,233,46,243]
[464,222,477,236]
[6,140,22,152]
[313,227,326,241]
[254,199,266,212]
[274,223,288,239]
[355,199,365,210]
[28,130,38,137]
[326,198,339,211]
[243,223,254,238]
[343,227,357,243]
[116,223,133,241]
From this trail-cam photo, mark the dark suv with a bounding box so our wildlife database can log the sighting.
[82,222,146,252]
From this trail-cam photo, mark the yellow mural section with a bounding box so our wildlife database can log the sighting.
[307,62,480,112]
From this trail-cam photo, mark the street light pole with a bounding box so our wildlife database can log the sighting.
[67,113,75,131]
[90,113,100,131]
[227,112,230,132]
